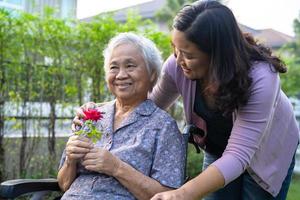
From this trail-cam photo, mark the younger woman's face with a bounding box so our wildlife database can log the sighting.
[172,29,210,81]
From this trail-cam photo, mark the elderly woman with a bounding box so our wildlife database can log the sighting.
[57,33,186,200]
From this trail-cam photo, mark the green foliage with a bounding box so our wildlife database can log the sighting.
[186,144,203,178]
[4,137,67,178]
[279,13,300,97]
[144,30,172,60]
[155,0,225,30]
[0,9,171,105]
[155,0,198,29]
[75,120,102,143]
[279,58,300,97]
[287,174,300,200]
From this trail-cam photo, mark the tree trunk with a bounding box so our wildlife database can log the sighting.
[0,25,6,181]
[0,101,5,181]
[76,72,82,106]
[48,101,56,156]
[19,101,28,177]
[92,66,102,102]
[19,62,31,177]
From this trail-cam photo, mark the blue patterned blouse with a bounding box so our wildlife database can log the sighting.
[59,99,186,200]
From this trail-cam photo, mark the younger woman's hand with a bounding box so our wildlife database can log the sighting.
[151,188,195,200]
[71,102,98,132]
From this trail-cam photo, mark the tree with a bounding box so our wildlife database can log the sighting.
[155,0,197,29]
[155,0,225,29]
[280,13,300,97]
[0,8,16,181]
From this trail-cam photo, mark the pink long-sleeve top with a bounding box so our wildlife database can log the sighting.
[150,55,300,196]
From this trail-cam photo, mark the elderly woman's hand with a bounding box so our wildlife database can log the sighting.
[65,135,94,165]
[82,147,122,176]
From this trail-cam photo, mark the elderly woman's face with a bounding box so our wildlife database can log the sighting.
[106,43,152,103]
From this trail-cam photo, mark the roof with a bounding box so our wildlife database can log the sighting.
[81,0,166,23]
[113,0,166,22]
[239,24,294,48]
[81,0,294,48]
[238,24,260,35]
[253,29,294,48]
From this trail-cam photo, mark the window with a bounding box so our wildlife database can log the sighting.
[0,0,22,5]
[0,0,23,10]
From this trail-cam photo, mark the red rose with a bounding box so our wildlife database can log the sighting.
[83,109,103,121]
[75,108,104,143]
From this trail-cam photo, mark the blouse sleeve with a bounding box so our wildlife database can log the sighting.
[212,63,280,185]
[150,118,186,188]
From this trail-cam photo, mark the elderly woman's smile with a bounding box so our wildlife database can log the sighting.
[115,82,132,89]
[107,43,152,104]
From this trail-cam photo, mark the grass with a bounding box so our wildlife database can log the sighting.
[287,174,300,200]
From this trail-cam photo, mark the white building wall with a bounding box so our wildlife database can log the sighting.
[0,0,77,18]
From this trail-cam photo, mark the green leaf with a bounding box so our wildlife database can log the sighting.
[74,120,102,143]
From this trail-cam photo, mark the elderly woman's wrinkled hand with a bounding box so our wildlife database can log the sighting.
[82,148,122,176]
[66,135,94,164]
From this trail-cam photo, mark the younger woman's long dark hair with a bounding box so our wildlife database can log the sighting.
[173,0,286,115]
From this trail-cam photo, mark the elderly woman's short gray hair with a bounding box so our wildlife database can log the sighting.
[103,32,163,90]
